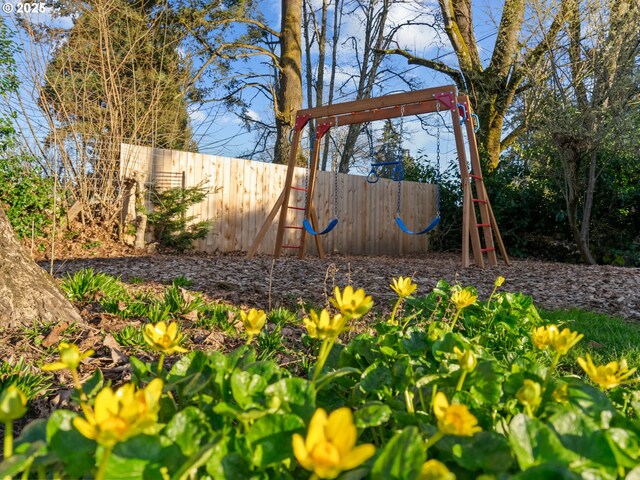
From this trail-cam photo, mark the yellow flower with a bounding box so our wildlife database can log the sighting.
[494,276,505,287]
[531,326,552,350]
[450,289,477,310]
[0,386,27,422]
[453,346,477,372]
[577,354,638,390]
[73,378,163,448]
[292,407,375,479]
[304,309,344,339]
[143,321,188,355]
[240,308,267,336]
[433,392,481,437]
[419,459,455,480]
[548,326,583,355]
[390,277,417,298]
[330,286,373,319]
[552,383,569,403]
[42,342,94,371]
[516,379,542,407]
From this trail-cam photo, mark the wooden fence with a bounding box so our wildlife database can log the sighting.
[120,143,438,256]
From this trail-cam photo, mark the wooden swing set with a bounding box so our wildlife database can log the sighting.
[247,85,509,268]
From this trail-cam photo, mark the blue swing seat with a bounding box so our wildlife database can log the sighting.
[303,217,339,236]
[395,214,440,235]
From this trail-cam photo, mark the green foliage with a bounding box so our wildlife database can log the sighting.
[112,325,145,348]
[61,268,128,302]
[0,154,55,238]
[197,303,238,333]
[0,358,51,401]
[172,274,193,288]
[7,280,640,478]
[147,183,212,252]
[499,123,640,265]
[0,18,18,152]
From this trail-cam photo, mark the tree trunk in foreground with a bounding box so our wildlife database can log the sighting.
[0,208,83,327]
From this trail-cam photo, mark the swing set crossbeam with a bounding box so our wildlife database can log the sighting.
[246,85,509,268]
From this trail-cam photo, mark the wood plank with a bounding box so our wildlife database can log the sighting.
[298,85,457,119]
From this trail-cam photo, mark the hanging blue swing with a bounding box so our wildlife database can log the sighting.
[303,217,339,235]
[395,122,442,235]
[302,139,340,236]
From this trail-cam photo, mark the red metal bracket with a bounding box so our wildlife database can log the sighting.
[316,121,333,140]
[294,114,312,132]
[434,92,456,110]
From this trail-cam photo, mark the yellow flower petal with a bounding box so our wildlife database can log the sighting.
[167,321,178,339]
[339,443,376,470]
[73,417,98,441]
[41,362,68,371]
[433,392,449,420]
[292,433,310,468]
[326,408,357,454]
[306,408,328,452]
[294,407,375,479]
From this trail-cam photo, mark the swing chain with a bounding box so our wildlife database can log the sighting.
[303,132,313,212]
[396,106,405,216]
[333,150,339,217]
[435,122,441,215]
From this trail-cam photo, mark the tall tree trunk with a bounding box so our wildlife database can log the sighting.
[558,143,596,265]
[274,0,303,165]
[0,208,83,327]
[338,0,390,173]
[321,0,342,171]
[382,0,566,169]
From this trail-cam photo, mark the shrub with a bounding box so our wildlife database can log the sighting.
[0,153,55,238]
[3,280,640,479]
[146,182,212,252]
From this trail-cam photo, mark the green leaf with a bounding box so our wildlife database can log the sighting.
[370,426,423,480]
[359,362,392,395]
[605,428,640,468]
[230,370,268,410]
[354,403,392,429]
[512,464,582,479]
[0,441,47,477]
[565,378,616,420]
[400,328,430,356]
[171,442,217,480]
[107,435,165,479]
[265,377,316,421]
[167,351,209,383]
[548,407,617,467]
[46,410,95,477]
[164,407,212,456]
[246,413,304,468]
[440,431,513,473]
[207,449,251,480]
[72,368,104,403]
[431,332,466,362]
[315,367,360,392]
[467,359,505,406]
[508,414,579,470]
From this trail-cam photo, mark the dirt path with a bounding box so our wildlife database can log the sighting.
[49,252,640,320]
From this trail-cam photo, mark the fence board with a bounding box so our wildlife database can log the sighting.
[120,144,436,256]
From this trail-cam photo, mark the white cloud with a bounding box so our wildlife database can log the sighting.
[245,109,261,122]
[189,109,207,123]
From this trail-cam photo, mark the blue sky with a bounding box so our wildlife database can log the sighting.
[2,0,503,173]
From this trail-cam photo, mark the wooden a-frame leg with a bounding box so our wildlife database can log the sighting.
[247,189,286,258]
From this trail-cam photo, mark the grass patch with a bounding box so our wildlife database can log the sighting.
[541,308,640,373]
